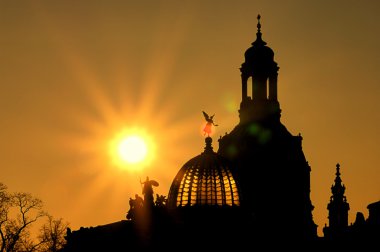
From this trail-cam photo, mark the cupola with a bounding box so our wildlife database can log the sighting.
[167,137,240,208]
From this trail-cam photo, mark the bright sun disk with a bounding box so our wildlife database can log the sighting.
[109,129,156,171]
[118,136,148,164]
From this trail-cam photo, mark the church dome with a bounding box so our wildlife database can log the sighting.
[167,137,240,208]
[244,42,274,64]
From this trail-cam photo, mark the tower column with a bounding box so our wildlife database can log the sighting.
[269,72,278,101]
[252,76,266,100]
[241,74,248,100]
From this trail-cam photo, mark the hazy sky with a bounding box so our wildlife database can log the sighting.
[0,0,379,236]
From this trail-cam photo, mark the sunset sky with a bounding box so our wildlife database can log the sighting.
[0,1,379,236]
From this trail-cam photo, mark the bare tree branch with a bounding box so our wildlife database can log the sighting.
[0,185,56,252]
[0,183,70,252]
[38,215,69,252]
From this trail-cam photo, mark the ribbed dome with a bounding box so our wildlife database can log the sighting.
[167,137,240,208]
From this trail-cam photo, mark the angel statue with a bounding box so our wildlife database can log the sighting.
[140,176,159,207]
[202,111,218,136]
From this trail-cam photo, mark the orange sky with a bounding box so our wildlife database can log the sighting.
[0,1,379,237]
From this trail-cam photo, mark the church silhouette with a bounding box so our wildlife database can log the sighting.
[61,16,380,251]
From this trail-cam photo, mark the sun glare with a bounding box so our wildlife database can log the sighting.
[118,135,147,164]
[109,129,156,171]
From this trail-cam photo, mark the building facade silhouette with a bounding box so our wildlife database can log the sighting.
[61,16,379,251]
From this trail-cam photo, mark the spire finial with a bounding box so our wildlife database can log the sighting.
[252,14,266,46]
[334,163,342,185]
[336,163,341,177]
[257,14,261,33]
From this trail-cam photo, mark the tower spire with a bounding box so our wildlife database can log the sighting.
[257,14,261,34]
[331,163,346,201]
[252,14,266,46]
[334,163,342,185]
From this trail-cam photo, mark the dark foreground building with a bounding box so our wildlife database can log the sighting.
[61,16,379,251]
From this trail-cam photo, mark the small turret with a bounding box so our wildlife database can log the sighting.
[323,163,350,239]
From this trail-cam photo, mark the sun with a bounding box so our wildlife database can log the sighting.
[118,135,148,164]
[109,129,156,171]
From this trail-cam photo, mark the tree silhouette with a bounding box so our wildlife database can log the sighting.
[38,215,69,252]
[0,183,69,252]
[0,188,46,252]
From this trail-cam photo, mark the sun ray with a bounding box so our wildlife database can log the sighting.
[35,3,201,229]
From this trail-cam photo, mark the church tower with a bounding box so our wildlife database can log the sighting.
[323,163,350,239]
[218,15,317,240]
[239,15,280,123]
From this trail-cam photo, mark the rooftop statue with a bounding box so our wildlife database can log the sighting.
[202,111,218,136]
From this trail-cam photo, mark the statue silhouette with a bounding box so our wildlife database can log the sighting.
[140,176,159,207]
[202,111,218,136]
[126,194,144,220]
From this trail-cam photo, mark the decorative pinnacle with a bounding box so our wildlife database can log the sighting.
[336,163,341,177]
[252,14,266,46]
[257,14,261,33]
[203,137,214,153]
[334,163,342,185]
